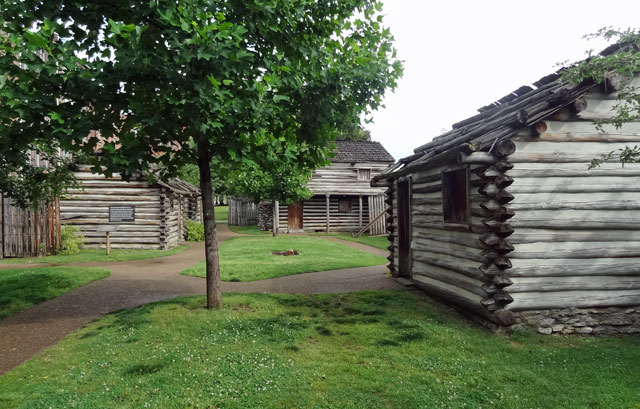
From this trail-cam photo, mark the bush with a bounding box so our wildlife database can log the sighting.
[57,225,86,255]
[185,219,205,242]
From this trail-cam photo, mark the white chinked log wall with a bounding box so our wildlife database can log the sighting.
[277,161,390,233]
[60,166,184,250]
[507,80,640,334]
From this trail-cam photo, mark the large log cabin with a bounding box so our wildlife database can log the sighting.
[275,141,394,235]
[373,45,640,335]
[60,165,201,250]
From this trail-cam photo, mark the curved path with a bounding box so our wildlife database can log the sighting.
[0,225,402,375]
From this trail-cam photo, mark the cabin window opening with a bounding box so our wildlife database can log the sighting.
[339,198,352,213]
[442,167,469,225]
[357,168,371,181]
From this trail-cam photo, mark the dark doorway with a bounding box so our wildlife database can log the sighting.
[287,201,304,231]
[397,180,411,277]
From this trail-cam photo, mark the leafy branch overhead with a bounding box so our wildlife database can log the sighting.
[562,28,640,168]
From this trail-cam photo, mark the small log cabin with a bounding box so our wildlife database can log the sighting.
[275,141,394,234]
[373,45,640,335]
[60,165,202,250]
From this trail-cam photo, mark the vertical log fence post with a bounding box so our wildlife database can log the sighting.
[325,194,330,234]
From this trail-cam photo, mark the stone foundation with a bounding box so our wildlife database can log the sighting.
[257,201,273,231]
[513,307,640,335]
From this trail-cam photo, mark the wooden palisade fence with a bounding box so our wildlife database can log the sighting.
[228,197,257,226]
[0,195,61,259]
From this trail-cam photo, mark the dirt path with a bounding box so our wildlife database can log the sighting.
[0,226,401,375]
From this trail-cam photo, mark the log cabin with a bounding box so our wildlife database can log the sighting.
[59,164,202,250]
[372,45,640,335]
[275,141,394,234]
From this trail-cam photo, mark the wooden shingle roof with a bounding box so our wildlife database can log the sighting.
[331,141,394,163]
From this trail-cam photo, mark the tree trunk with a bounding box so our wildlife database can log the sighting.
[198,142,222,309]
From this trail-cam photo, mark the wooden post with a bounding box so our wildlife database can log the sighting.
[273,200,279,237]
[358,195,363,228]
[55,197,61,252]
[97,225,118,256]
[325,194,330,234]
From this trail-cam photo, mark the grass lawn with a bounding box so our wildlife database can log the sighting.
[311,232,389,250]
[181,236,386,281]
[228,225,271,235]
[215,205,229,222]
[0,267,110,320]
[1,291,638,409]
[0,246,188,265]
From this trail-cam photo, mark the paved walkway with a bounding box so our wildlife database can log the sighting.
[0,225,401,375]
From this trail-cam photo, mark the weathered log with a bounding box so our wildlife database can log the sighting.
[387,224,395,233]
[515,109,529,125]
[482,283,498,295]
[457,151,498,165]
[508,275,640,293]
[492,139,516,157]
[413,252,485,280]
[480,200,502,212]
[508,289,640,311]
[493,256,512,269]
[482,208,515,223]
[493,274,513,288]
[481,249,500,261]
[485,223,514,238]
[480,232,501,247]
[386,254,394,263]
[412,263,486,297]
[494,160,514,172]
[384,196,393,206]
[479,263,502,277]
[478,183,499,197]
[494,174,514,189]
[477,166,501,179]
[493,290,514,304]
[572,96,588,113]
[494,190,514,204]
[493,239,514,254]
[387,233,395,242]
[386,244,394,252]
[481,297,501,311]
[510,241,640,259]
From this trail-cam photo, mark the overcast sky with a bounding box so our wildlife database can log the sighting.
[366,0,640,161]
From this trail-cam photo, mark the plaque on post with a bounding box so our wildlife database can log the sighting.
[109,206,135,223]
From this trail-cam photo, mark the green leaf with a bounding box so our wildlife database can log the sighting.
[273,95,290,103]
[47,112,64,124]
[23,31,48,49]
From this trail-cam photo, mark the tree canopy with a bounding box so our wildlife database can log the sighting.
[0,0,402,307]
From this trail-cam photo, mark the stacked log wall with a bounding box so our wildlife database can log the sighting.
[277,195,370,232]
[60,166,182,250]
[507,84,640,334]
[401,142,517,327]
[307,162,391,195]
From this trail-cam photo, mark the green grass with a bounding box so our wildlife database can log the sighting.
[215,205,228,222]
[2,291,639,409]
[0,266,110,320]
[181,236,386,281]
[311,232,389,250]
[228,225,271,235]
[0,246,188,265]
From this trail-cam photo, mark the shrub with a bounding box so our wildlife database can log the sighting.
[57,225,86,255]
[185,219,205,242]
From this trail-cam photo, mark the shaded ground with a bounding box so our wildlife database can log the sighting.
[0,225,401,375]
